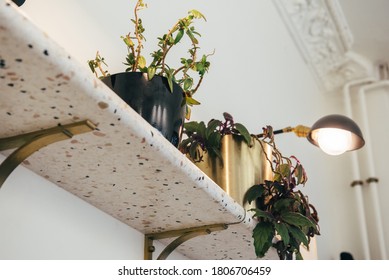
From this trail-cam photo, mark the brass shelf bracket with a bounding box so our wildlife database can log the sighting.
[0,120,96,188]
[144,223,228,260]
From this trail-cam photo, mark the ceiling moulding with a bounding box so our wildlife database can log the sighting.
[273,0,373,93]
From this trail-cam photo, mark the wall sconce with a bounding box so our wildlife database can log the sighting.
[307,114,365,155]
[270,114,365,155]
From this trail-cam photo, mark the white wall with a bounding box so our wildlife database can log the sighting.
[0,0,373,259]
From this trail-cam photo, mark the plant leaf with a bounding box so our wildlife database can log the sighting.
[205,119,221,138]
[183,78,193,91]
[272,181,285,193]
[295,163,307,185]
[252,222,274,258]
[223,112,233,121]
[185,29,198,45]
[288,225,309,248]
[207,132,221,151]
[138,56,146,69]
[197,121,206,138]
[274,223,290,247]
[251,209,274,221]
[277,164,291,178]
[189,142,200,162]
[273,198,294,213]
[208,146,223,162]
[189,9,207,21]
[295,251,304,260]
[122,35,134,47]
[174,29,184,44]
[184,121,202,133]
[185,106,191,120]
[147,66,156,80]
[234,123,251,145]
[281,212,315,227]
[88,61,96,73]
[166,74,173,93]
[243,184,264,205]
[185,96,201,106]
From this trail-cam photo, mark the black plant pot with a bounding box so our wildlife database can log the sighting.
[102,72,186,147]
[12,0,26,6]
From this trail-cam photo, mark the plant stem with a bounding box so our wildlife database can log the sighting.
[161,44,174,73]
[95,51,107,77]
[133,0,143,71]
[153,19,181,72]
[191,75,204,95]
[98,64,106,77]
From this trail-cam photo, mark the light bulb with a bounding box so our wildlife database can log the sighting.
[316,128,352,155]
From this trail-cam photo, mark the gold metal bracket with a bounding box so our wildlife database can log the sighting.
[144,223,228,260]
[0,120,96,188]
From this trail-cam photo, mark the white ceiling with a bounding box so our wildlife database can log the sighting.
[339,0,389,66]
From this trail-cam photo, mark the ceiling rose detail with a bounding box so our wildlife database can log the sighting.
[274,0,373,92]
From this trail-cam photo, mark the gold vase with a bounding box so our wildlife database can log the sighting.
[194,135,273,210]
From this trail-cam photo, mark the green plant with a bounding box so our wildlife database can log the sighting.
[88,0,212,119]
[179,112,251,162]
[244,126,320,260]
[180,113,320,260]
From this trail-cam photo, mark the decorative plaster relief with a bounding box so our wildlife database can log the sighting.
[274,0,372,93]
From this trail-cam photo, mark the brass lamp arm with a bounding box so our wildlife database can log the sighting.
[255,125,311,138]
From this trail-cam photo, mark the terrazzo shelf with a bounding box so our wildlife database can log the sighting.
[0,1,277,259]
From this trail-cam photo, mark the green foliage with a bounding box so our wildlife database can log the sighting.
[243,126,320,260]
[179,114,320,260]
[253,221,274,258]
[87,0,212,120]
[87,51,108,77]
[179,112,251,163]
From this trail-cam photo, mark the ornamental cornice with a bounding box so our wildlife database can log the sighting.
[274,0,373,92]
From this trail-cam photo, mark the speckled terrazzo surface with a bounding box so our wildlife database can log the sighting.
[0,0,277,259]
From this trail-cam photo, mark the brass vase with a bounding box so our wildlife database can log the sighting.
[194,135,273,210]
